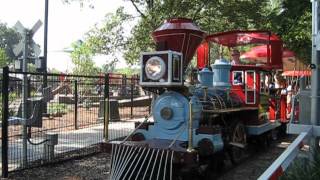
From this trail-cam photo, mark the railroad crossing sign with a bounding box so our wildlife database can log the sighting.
[13,20,43,57]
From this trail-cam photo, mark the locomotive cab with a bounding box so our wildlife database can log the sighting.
[231,65,261,106]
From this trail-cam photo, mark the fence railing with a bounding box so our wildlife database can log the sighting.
[1,68,151,177]
[258,127,311,180]
[258,85,315,180]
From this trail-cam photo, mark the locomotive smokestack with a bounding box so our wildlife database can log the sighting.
[152,18,205,71]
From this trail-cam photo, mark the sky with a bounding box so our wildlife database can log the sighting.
[0,0,137,72]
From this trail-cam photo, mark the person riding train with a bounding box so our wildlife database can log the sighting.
[231,49,241,65]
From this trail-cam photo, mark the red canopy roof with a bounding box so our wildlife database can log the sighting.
[206,30,281,47]
[241,45,295,60]
[203,30,283,69]
[282,70,311,77]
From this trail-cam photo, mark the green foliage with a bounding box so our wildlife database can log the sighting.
[69,0,312,66]
[124,0,309,65]
[69,7,133,73]
[62,0,94,9]
[280,149,320,180]
[102,62,116,73]
[85,7,133,65]
[27,63,37,73]
[0,48,9,68]
[273,0,311,64]
[124,17,155,65]
[48,103,69,115]
[48,68,62,74]
[123,0,271,65]
[0,22,21,61]
[70,41,99,75]
[114,67,139,75]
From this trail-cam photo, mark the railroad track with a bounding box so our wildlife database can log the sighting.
[6,135,295,180]
[217,135,295,180]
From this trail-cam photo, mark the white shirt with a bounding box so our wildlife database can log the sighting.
[231,60,240,65]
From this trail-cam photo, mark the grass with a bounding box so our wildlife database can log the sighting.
[48,103,70,116]
[281,148,320,180]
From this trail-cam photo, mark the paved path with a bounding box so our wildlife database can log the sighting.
[1,121,136,174]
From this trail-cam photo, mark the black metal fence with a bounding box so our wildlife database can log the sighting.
[0,68,151,177]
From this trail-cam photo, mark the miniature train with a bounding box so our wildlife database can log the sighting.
[109,18,285,180]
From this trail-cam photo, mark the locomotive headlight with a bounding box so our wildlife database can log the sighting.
[145,56,166,80]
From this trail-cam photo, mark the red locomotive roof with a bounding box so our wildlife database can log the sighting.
[282,70,311,77]
[241,45,295,61]
[202,30,283,69]
[205,30,281,47]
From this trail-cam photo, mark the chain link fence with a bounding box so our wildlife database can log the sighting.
[0,68,151,177]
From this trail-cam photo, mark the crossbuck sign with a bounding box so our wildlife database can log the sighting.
[13,20,42,57]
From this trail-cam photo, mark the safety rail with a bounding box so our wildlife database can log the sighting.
[120,114,151,144]
[258,127,311,180]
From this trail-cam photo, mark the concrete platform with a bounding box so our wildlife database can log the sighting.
[0,120,138,174]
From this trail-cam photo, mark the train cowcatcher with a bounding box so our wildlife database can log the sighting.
[106,18,286,180]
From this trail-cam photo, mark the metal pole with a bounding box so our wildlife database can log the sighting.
[22,29,29,167]
[2,67,9,178]
[130,76,134,119]
[43,0,48,72]
[104,74,110,141]
[74,80,78,130]
[123,74,127,95]
[43,0,49,114]
[187,100,194,152]
[299,76,306,91]
[311,0,320,150]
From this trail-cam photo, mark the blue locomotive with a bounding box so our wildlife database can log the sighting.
[109,18,281,180]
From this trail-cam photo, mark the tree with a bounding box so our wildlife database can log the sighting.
[68,0,312,65]
[62,0,94,8]
[0,22,21,61]
[115,67,140,76]
[85,7,133,64]
[123,0,270,65]
[70,41,100,75]
[68,7,133,72]
[264,0,312,64]
[102,62,116,73]
[48,68,62,74]
[0,48,9,68]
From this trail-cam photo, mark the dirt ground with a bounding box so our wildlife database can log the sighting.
[5,152,111,180]
[5,136,293,180]
[0,105,149,180]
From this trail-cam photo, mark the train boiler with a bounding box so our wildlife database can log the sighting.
[108,18,280,180]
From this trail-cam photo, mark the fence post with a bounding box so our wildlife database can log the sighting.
[104,73,109,141]
[74,80,78,130]
[27,79,31,139]
[2,66,9,178]
[131,76,134,119]
[123,74,127,95]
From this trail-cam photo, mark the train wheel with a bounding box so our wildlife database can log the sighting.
[229,121,247,165]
